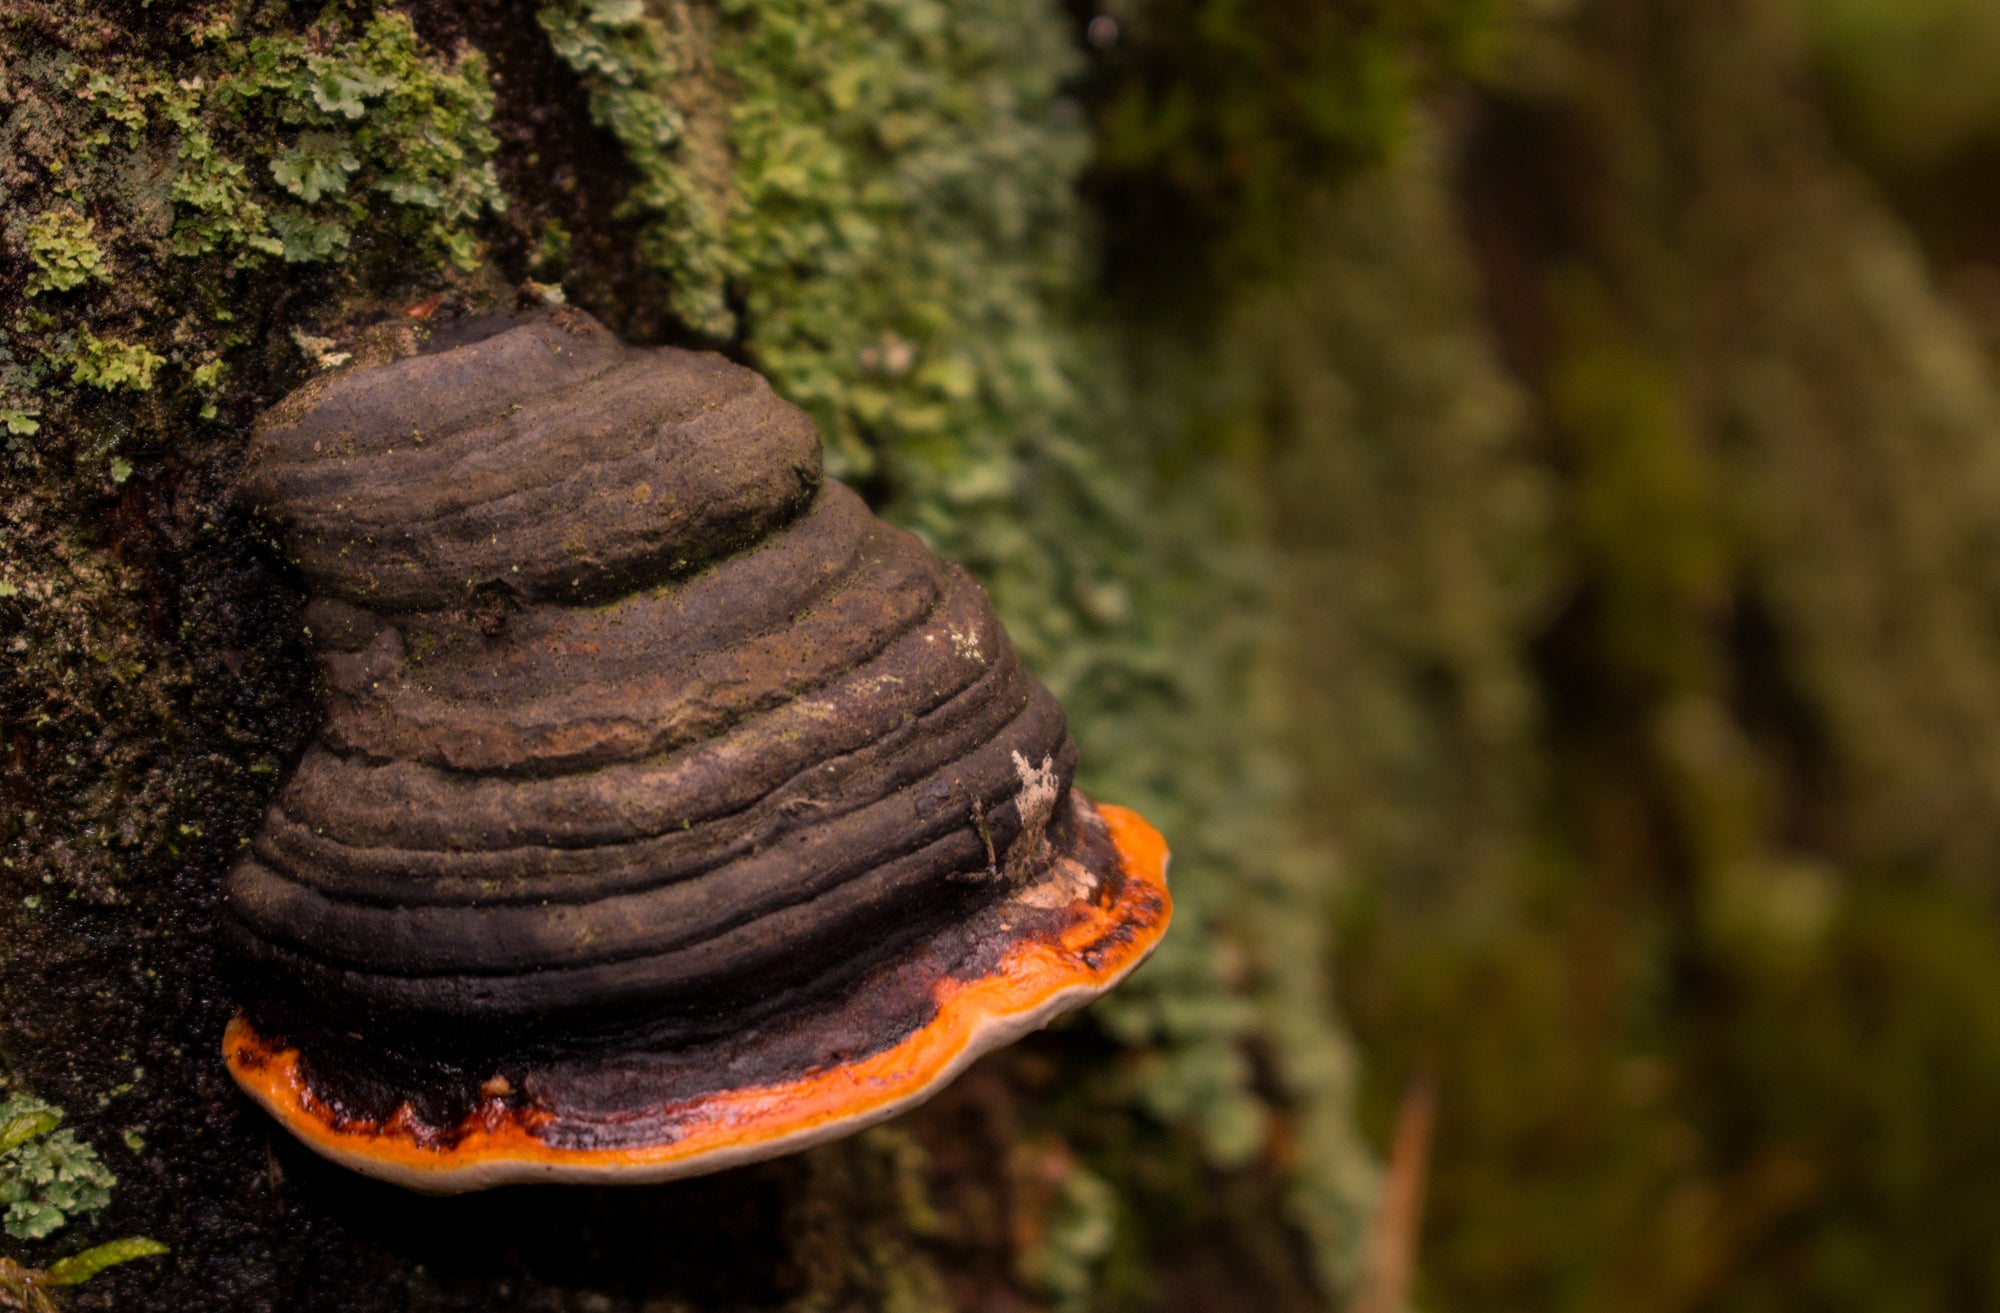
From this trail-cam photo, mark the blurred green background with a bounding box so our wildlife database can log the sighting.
[1152,0,2000,1307]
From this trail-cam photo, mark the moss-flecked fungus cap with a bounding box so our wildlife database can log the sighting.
[220,308,1170,1192]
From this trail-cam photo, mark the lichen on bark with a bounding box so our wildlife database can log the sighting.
[0,0,1443,1307]
[536,0,1393,1297]
[1,1,506,908]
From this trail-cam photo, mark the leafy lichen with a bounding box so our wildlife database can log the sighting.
[535,0,733,337]
[0,1095,113,1241]
[20,207,107,297]
[0,1,507,909]
[0,4,502,428]
[64,331,163,392]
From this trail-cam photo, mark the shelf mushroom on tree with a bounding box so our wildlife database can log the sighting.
[218,306,1171,1191]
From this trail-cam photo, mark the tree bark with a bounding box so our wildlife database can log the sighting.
[0,1,1389,1308]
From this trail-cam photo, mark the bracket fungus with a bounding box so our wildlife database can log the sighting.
[219,307,1171,1192]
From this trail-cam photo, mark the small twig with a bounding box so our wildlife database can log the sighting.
[971,798,999,876]
[1348,1068,1438,1313]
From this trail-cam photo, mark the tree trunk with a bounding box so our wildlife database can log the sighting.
[0,1,1388,1308]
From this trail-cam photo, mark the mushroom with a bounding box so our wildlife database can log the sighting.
[219,307,1170,1192]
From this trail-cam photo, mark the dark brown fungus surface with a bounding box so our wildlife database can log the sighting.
[220,307,1171,1192]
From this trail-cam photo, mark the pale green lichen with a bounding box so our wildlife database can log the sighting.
[536,0,734,336]
[0,1096,114,1241]
[21,208,108,297]
[0,5,503,425]
[0,3,508,921]
[65,332,163,393]
[538,0,1092,483]
[174,10,504,269]
[539,0,1381,1295]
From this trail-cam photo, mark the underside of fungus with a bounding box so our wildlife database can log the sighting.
[220,307,1170,1192]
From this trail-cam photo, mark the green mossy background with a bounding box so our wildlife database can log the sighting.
[8,0,2000,1308]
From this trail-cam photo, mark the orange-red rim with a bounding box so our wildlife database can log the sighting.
[225,802,1171,1189]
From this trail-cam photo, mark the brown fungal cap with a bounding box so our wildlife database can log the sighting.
[221,309,1169,1190]
[241,309,821,611]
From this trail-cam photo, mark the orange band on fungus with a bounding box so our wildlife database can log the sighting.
[225,802,1170,1192]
